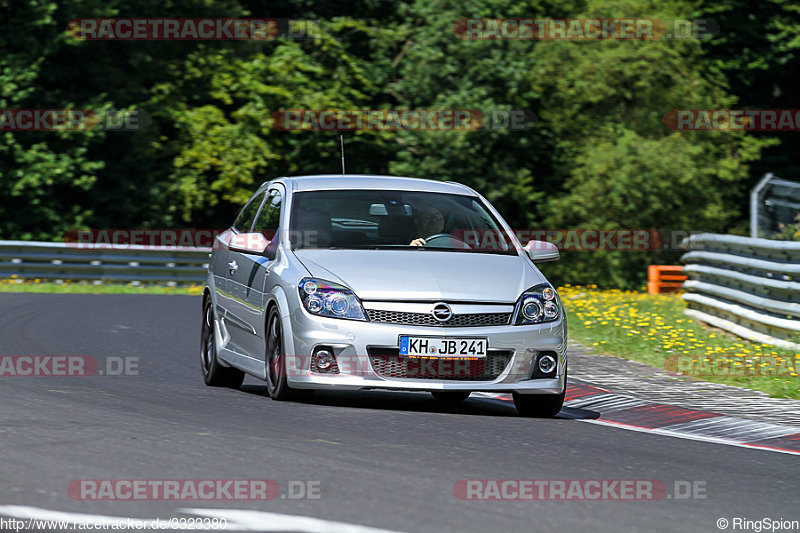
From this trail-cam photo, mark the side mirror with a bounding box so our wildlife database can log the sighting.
[524,240,559,263]
[229,233,270,255]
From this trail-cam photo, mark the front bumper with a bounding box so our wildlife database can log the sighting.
[283,307,567,395]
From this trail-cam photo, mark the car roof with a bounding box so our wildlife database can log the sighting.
[272,175,476,195]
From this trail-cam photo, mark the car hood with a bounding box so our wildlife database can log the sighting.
[292,249,545,302]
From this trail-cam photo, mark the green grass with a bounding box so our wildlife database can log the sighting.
[0,280,201,295]
[559,285,800,400]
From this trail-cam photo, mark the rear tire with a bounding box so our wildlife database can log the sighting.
[431,391,470,402]
[513,369,567,418]
[201,298,245,388]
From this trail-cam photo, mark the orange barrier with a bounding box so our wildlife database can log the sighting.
[647,265,686,295]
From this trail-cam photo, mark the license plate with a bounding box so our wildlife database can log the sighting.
[398,336,487,358]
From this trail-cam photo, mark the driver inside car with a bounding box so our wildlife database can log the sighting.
[409,205,445,246]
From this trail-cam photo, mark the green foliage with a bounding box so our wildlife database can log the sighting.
[774,213,800,241]
[164,20,380,221]
[0,1,105,239]
[0,0,796,286]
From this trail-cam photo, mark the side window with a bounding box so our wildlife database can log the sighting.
[233,192,266,232]
[253,190,282,240]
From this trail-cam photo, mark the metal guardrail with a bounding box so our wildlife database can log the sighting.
[0,240,210,285]
[680,233,800,349]
[751,173,800,238]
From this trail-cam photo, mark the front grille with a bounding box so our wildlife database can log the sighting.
[367,348,513,381]
[366,309,511,327]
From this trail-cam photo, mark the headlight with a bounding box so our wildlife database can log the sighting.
[298,277,367,321]
[514,284,560,325]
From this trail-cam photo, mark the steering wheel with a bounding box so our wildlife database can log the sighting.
[423,233,471,249]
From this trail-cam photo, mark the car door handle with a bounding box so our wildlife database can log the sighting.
[227,261,238,275]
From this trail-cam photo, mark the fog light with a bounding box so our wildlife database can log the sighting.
[314,349,335,371]
[538,354,557,374]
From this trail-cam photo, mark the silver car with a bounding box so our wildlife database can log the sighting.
[201,175,567,417]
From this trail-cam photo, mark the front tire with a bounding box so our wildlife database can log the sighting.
[201,298,245,388]
[265,306,294,401]
[513,369,567,418]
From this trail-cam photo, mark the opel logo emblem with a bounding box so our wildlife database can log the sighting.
[432,303,453,322]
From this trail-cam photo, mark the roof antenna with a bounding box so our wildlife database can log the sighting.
[340,134,346,176]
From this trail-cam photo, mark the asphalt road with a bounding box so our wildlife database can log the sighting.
[0,293,797,532]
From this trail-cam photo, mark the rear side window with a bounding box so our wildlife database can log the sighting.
[253,190,282,239]
[233,192,266,232]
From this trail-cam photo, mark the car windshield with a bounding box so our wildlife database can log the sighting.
[289,189,517,255]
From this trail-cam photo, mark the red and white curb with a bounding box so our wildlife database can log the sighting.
[476,383,800,456]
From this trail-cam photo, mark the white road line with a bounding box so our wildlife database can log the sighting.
[184,508,403,532]
[0,506,403,533]
[662,416,799,441]
[582,419,800,456]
